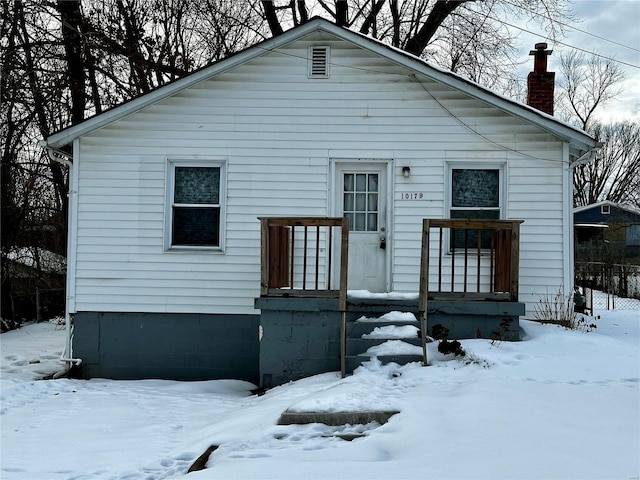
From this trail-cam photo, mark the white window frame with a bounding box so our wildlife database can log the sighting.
[164,158,226,252]
[445,162,506,251]
[446,162,506,219]
[601,204,611,215]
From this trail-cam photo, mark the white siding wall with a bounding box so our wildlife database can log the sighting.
[72,33,568,317]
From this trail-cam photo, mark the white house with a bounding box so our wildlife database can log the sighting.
[44,18,598,385]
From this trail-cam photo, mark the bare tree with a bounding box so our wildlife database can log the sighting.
[557,50,626,131]
[258,0,574,97]
[1,0,263,325]
[554,49,633,209]
[574,121,640,208]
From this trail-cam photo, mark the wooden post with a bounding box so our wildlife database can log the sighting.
[510,221,522,301]
[340,216,349,378]
[260,218,269,295]
[418,219,430,367]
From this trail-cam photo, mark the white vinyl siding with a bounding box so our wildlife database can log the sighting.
[70,32,569,317]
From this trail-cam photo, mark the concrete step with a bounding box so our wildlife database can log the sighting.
[345,353,424,373]
[346,337,421,355]
[277,409,400,426]
[346,320,420,338]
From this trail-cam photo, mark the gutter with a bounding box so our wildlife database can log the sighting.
[39,141,73,167]
[39,140,83,372]
[569,143,603,169]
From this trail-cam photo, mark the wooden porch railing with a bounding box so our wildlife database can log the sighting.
[259,217,349,299]
[417,218,523,367]
[418,219,523,303]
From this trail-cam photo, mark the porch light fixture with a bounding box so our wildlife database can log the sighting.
[402,166,411,178]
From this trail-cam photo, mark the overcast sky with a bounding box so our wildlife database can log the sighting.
[514,0,640,123]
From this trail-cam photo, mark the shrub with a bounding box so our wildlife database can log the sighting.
[533,289,598,332]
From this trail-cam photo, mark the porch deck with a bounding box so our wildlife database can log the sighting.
[257,217,525,385]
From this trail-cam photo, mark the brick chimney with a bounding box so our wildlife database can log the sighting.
[527,43,555,115]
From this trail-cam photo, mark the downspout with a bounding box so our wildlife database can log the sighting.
[565,143,602,299]
[39,140,83,372]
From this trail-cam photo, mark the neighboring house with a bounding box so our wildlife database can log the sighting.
[43,18,598,386]
[574,201,640,263]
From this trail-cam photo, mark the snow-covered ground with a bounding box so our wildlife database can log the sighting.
[1,308,639,480]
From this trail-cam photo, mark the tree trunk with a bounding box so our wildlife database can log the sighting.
[405,0,471,56]
[261,1,284,37]
[56,0,86,125]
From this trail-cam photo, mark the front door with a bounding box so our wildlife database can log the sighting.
[335,162,389,292]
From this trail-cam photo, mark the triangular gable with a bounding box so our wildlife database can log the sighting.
[46,17,596,158]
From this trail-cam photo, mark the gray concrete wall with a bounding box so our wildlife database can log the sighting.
[72,298,524,387]
[344,298,524,340]
[256,297,524,386]
[73,312,260,383]
[255,297,342,388]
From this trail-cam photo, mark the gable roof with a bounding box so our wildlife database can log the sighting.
[574,201,640,217]
[46,17,597,158]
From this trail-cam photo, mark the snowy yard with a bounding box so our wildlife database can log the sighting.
[1,308,639,480]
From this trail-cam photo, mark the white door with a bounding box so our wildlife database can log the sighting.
[335,162,388,292]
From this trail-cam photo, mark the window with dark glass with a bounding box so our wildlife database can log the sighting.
[450,168,500,249]
[171,166,220,247]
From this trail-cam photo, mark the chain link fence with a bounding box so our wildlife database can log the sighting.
[7,288,65,323]
[575,262,640,311]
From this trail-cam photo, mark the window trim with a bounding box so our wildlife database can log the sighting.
[446,162,506,218]
[445,162,506,251]
[164,158,226,252]
[601,204,611,215]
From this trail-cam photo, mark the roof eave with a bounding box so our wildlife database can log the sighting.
[46,19,332,149]
[46,17,597,155]
[335,29,597,155]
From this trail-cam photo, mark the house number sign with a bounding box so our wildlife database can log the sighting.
[400,192,424,200]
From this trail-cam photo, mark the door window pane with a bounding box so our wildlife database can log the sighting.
[344,174,354,191]
[344,193,354,211]
[368,193,378,212]
[368,175,378,192]
[367,213,378,231]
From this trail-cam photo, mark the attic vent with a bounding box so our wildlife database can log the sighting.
[308,46,329,78]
